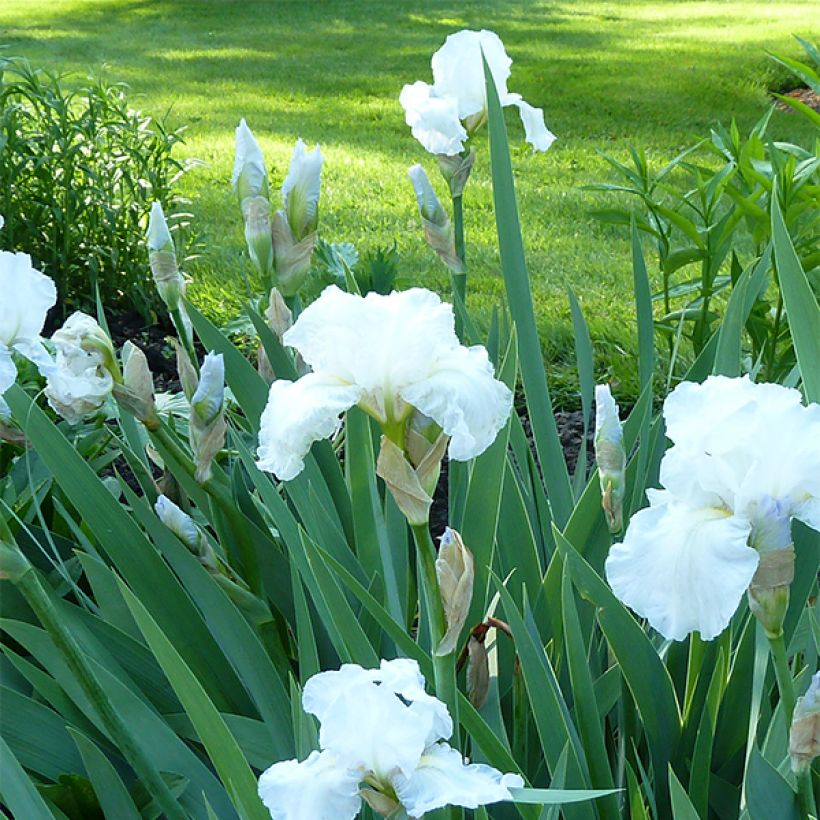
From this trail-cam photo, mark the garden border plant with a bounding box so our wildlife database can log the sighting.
[0,31,818,820]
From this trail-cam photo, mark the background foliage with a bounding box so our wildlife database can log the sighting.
[1,0,818,403]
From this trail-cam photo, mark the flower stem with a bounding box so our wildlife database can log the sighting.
[798,769,818,820]
[451,193,467,339]
[170,306,199,375]
[768,632,796,726]
[0,542,187,820]
[411,523,459,742]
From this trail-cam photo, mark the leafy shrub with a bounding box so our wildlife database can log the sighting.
[0,57,192,320]
[588,44,819,383]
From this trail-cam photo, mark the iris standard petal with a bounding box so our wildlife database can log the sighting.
[399,81,468,156]
[605,491,758,641]
[393,742,524,815]
[431,29,512,119]
[401,344,513,461]
[256,373,363,480]
[257,750,361,820]
[282,286,457,397]
[316,682,432,780]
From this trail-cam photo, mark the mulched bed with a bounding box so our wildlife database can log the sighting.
[774,87,820,113]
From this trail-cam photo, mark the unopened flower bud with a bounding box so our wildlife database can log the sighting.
[282,138,323,241]
[155,494,201,552]
[147,202,185,311]
[436,148,475,198]
[594,384,626,533]
[112,342,159,430]
[408,164,463,274]
[265,287,293,341]
[189,352,226,482]
[790,672,820,774]
[233,119,269,202]
[170,337,199,401]
[435,527,474,656]
[258,288,295,384]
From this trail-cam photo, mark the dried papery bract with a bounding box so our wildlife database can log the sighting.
[790,672,820,774]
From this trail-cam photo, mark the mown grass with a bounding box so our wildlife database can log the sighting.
[1,0,817,404]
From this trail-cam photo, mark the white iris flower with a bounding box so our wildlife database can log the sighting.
[605,376,820,641]
[0,251,57,417]
[257,659,523,819]
[400,29,556,156]
[256,285,512,481]
[44,312,115,424]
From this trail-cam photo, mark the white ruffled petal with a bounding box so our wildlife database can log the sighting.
[316,681,431,780]
[0,251,57,346]
[283,286,457,401]
[506,94,556,152]
[431,30,512,119]
[257,750,361,820]
[256,373,363,481]
[400,344,512,461]
[399,81,467,156]
[0,347,16,408]
[393,742,524,815]
[605,491,758,641]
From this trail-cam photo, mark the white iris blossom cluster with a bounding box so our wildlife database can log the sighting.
[257,659,523,819]
[400,29,555,156]
[255,285,512,482]
[605,376,820,641]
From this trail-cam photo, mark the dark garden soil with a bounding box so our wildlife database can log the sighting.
[774,87,820,113]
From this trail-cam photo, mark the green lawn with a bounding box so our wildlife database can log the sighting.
[2,0,817,404]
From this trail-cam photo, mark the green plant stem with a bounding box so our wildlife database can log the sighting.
[0,543,187,820]
[170,306,199,375]
[451,193,467,338]
[798,770,818,820]
[767,291,784,377]
[768,633,796,726]
[410,523,459,743]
